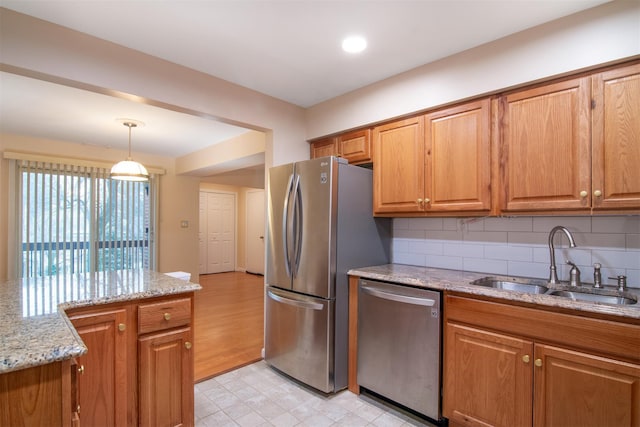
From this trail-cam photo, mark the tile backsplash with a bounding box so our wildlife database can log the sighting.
[392,216,640,289]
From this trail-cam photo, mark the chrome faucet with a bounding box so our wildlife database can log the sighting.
[548,226,577,285]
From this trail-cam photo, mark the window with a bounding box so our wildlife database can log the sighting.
[13,159,157,278]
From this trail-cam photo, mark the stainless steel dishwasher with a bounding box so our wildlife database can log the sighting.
[357,278,442,422]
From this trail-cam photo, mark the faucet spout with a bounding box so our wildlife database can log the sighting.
[548,226,577,285]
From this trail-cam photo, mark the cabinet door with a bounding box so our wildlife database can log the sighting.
[425,99,491,212]
[337,129,371,164]
[534,344,640,427]
[139,327,193,427]
[69,307,128,427]
[443,322,533,427]
[373,116,425,214]
[0,360,72,427]
[310,137,338,159]
[592,63,640,210]
[499,77,591,212]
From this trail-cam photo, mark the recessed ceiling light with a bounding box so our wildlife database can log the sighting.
[342,35,367,54]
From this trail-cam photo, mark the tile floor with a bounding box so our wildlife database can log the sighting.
[195,361,437,427]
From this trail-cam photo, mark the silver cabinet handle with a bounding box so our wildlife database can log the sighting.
[267,290,324,310]
[361,286,435,307]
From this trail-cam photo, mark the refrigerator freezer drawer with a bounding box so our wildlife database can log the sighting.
[264,287,335,393]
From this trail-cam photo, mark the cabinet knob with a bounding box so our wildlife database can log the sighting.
[594,190,602,197]
[164,312,171,321]
[534,358,543,367]
[579,190,588,198]
[417,198,423,205]
[118,323,126,332]
[77,404,81,415]
[78,365,85,375]
[522,355,530,363]
[185,342,192,350]
[424,198,431,204]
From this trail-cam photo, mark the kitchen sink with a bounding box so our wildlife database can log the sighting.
[547,290,637,305]
[471,276,549,294]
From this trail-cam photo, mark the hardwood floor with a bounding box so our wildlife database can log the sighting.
[194,271,265,382]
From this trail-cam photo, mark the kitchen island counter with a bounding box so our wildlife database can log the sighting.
[0,270,201,374]
[348,264,640,321]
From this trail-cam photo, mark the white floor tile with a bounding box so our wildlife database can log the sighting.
[194,361,437,427]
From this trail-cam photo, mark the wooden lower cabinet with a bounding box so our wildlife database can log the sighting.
[67,293,195,427]
[534,344,640,427]
[444,323,533,427]
[443,294,640,427]
[139,327,194,427]
[69,306,131,426]
[0,359,76,427]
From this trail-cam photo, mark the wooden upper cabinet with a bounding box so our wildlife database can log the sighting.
[425,99,491,212]
[337,129,372,164]
[310,137,338,159]
[498,76,592,213]
[373,116,425,214]
[591,63,640,211]
[310,130,372,164]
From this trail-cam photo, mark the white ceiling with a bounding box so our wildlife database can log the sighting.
[0,0,610,160]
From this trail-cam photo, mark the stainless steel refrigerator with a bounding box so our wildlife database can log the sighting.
[265,156,390,393]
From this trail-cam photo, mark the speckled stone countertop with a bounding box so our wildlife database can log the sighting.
[0,270,201,374]
[348,264,640,321]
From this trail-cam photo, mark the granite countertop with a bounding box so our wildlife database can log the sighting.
[0,270,201,374]
[348,264,640,321]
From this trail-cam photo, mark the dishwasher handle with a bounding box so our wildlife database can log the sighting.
[361,285,435,307]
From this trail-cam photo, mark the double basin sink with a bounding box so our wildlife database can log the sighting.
[471,276,637,305]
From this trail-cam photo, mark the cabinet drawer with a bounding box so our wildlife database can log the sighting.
[138,298,191,335]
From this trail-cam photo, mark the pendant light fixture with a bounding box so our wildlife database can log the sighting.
[110,120,149,181]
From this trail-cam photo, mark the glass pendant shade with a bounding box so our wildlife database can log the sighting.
[111,120,149,181]
[110,159,149,181]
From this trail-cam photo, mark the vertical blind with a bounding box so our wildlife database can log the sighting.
[15,159,157,278]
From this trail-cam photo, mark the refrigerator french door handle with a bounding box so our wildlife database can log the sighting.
[282,173,295,278]
[361,285,436,307]
[292,174,302,278]
[267,290,324,310]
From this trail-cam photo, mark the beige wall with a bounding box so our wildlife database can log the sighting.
[0,8,309,168]
[306,1,640,138]
[0,134,202,281]
[0,9,309,282]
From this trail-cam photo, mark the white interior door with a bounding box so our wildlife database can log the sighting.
[198,193,207,274]
[246,190,265,275]
[200,191,236,274]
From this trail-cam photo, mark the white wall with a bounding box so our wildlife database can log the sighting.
[306,1,640,138]
[393,216,640,289]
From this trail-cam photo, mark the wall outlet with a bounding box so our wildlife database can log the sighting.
[180,220,189,228]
